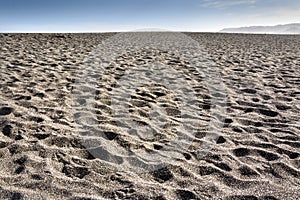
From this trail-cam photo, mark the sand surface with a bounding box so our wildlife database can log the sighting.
[0,32,299,199]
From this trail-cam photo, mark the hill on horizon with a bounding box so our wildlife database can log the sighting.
[220,23,300,34]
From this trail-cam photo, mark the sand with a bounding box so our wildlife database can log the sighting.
[0,32,299,199]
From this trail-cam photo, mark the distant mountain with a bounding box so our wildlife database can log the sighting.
[220,23,300,34]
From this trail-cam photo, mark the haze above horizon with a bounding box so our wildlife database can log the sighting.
[0,0,299,33]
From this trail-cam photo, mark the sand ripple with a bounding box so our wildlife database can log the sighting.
[0,33,299,199]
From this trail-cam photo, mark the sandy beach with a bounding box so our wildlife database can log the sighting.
[0,32,299,199]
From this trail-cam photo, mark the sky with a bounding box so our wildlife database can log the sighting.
[0,0,299,32]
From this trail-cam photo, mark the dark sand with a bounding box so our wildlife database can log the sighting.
[0,33,299,199]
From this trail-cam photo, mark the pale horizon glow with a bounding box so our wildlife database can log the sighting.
[0,0,299,33]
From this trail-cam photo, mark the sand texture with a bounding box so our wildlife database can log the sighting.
[0,33,299,199]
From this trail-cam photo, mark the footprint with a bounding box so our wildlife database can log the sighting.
[213,162,232,172]
[232,127,243,133]
[216,136,226,144]
[152,167,173,183]
[238,165,259,177]
[0,107,13,115]
[259,196,278,200]
[288,152,299,159]
[252,98,260,102]
[182,152,192,160]
[0,141,8,148]
[14,95,31,101]
[198,166,220,176]
[2,125,13,137]
[233,148,250,157]
[15,135,23,140]
[33,92,45,98]
[31,174,43,180]
[241,88,257,94]
[30,116,44,123]
[225,195,258,200]
[62,165,90,179]
[154,195,167,200]
[257,150,279,161]
[33,133,50,140]
[103,131,118,140]
[14,156,27,165]
[245,108,254,113]
[224,118,233,124]
[275,104,291,111]
[11,192,23,200]
[258,109,279,117]
[175,189,198,200]
[15,166,25,174]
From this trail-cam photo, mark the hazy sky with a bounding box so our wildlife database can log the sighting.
[0,0,299,32]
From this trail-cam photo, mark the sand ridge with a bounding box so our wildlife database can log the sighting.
[0,33,299,199]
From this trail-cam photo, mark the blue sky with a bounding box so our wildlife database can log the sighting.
[0,0,299,32]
